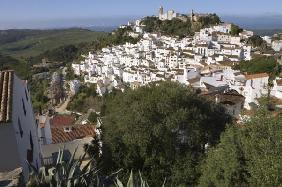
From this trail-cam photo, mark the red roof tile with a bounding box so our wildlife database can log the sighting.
[50,115,75,127]
[0,71,14,123]
[51,125,96,144]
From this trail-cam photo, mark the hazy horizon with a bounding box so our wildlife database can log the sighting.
[1,14,282,31]
[1,0,282,30]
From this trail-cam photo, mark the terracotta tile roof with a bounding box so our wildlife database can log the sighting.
[0,71,14,123]
[50,115,75,127]
[51,125,96,144]
[245,73,269,80]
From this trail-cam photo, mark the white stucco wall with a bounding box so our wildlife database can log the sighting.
[0,124,21,172]
[11,75,42,181]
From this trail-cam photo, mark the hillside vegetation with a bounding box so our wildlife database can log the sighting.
[0,28,106,59]
[101,82,231,186]
[141,14,221,37]
[233,56,280,78]
[0,53,27,77]
[29,27,140,65]
[199,108,282,186]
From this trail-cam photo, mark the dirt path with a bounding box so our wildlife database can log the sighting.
[55,96,71,114]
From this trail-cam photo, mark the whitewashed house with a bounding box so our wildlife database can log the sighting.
[0,71,42,181]
[272,40,282,52]
[36,114,52,145]
[69,80,81,95]
[271,78,282,99]
[239,73,269,110]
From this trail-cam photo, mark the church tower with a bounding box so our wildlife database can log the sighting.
[159,6,164,19]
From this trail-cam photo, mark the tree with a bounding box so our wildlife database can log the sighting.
[230,24,243,36]
[101,82,231,186]
[247,35,268,51]
[88,112,98,123]
[199,108,282,186]
[199,126,248,187]
[233,56,279,75]
[141,14,220,37]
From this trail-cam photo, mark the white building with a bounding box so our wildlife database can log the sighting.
[69,80,81,95]
[235,73,269,110]
[36,114,52,145]
[271,78,282,99]
[158,6,178,21]
[262,36,272,45]
[213,23,232,34]
[0,70,42,181]
[272,40,282,52]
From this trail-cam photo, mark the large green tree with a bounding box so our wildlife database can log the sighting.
[101,82,231,186]
[199,109,282,186]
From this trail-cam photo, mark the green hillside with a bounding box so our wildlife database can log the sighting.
[0,28,106,59]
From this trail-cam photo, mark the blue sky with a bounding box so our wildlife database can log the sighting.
[0,0,282,29]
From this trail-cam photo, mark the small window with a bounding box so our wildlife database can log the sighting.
[18,118,23,138]
[27,149,33,163]
[30,131,34,151]
[22,98,26,116]
[25,89,29,101]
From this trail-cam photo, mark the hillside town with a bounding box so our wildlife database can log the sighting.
[1,5,282,186]
[71,7,281,115]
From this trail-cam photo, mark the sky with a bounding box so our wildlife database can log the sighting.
[0,0,282,29]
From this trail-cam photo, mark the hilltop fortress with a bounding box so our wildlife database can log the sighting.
[158,6,209,22]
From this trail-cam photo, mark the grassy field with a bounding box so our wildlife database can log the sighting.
[0,28,106,59]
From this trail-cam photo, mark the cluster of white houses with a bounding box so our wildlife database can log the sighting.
[1,9,282,184]
[70,19,282,111]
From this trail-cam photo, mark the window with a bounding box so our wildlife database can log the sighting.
[27,132,34,163]
[30,131,34,151]
[26,149,33,163]
[18,118,23,138]
[25,89,29,101]
[22,98,26,116]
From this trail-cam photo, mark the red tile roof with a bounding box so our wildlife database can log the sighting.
[51,125,96,144]
[50,115,75,127]
[0,71,14,123]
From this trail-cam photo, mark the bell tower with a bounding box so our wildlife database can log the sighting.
[159,6,164,19]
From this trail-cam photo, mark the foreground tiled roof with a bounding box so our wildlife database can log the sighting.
[0,71,14,123]
[50,115,75,127]
[51,125,96,144]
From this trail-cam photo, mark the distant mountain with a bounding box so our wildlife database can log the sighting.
[252,29,282,36]
[87,26,117,32]
[221,15,282,30]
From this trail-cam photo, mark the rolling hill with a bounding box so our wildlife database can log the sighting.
[0,28,106,59]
